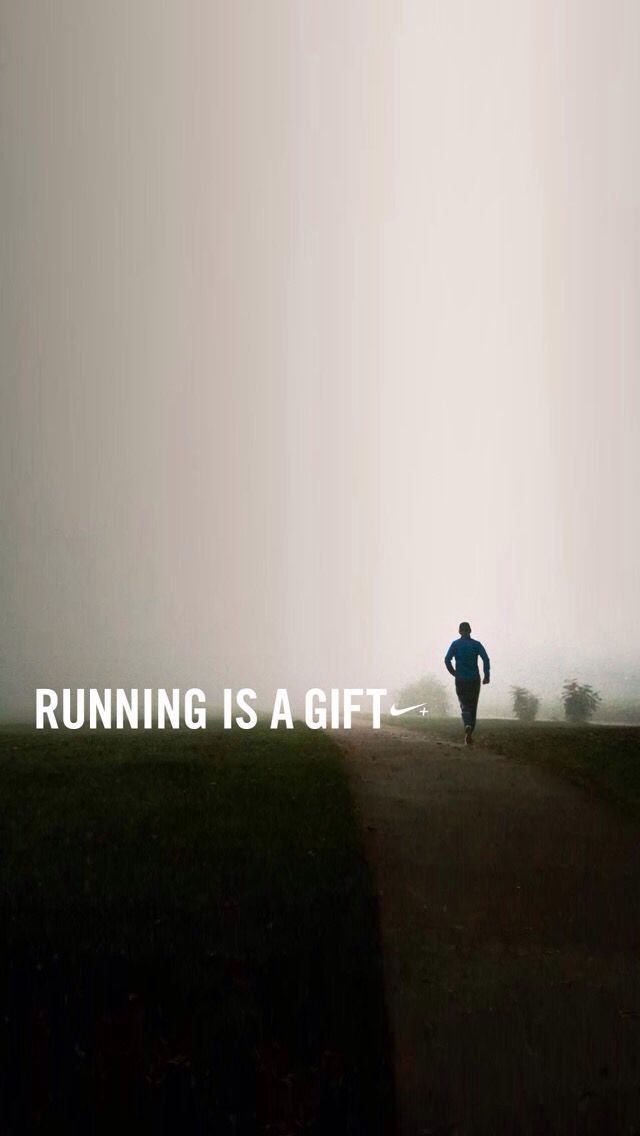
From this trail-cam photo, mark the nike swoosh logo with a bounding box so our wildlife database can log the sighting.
[389,702,427,716]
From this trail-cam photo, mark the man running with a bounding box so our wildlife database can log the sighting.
[444,622,490,744]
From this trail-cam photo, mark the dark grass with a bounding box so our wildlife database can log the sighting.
[386,715,640,816]
[0,724,394,1134]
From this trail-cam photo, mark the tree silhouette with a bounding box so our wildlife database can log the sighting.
[510,686,540,723]
[395,674,450,717]
[561,680,601,724]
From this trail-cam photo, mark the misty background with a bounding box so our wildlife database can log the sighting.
[2,1,639,720]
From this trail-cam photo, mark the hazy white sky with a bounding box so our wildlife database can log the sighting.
[2,1,639,716]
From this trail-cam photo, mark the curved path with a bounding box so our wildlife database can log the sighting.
[333,723,640,1136]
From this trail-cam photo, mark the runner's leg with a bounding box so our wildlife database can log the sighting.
[468,677,481,730]
[455,679,474,729]
[455,678,481,733]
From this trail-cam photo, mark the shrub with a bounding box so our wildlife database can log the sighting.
[561,680,602,724]
[510,686,540,723]
[395,674,450,717]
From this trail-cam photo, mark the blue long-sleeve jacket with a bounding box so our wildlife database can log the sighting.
[444,637,490,680]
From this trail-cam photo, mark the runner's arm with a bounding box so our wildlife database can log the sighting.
[444,643,456,676]
[478,643,490,683]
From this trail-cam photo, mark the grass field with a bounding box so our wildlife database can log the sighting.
[0,724,394,1134]
[387,716,640,815]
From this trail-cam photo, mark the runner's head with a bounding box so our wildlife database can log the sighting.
[459,621,471,637]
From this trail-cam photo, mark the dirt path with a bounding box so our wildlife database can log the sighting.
[333,724,640,1136]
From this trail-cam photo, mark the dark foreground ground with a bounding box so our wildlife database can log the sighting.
[0,725,394,1134]
[336,719,640,1136]
[3,718,640,1135]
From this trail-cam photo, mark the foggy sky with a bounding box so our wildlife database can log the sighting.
[2,1,639,718]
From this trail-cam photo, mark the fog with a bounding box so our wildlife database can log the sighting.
[2,1,639,719]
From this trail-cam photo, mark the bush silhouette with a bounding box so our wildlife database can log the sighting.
[511,686,540,723]
[395,674,450,717]
[562,680,601,723]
